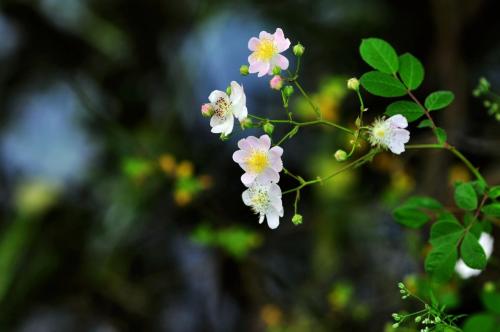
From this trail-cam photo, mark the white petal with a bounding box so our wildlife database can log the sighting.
[259,134,271,150]
[241,172,257,187]
[455,259,481,279]
[479,233,494,258]
[388,142,405,155]
[232,104,247,122]
[388,114,408,128]
[229,81,243,104]
[242,189,252,206]
[265,210,280,229]
[258,214,265,224]
[208,90,228,104]
[211,115,234,135]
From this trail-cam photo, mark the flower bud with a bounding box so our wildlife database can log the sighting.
[263,122,275,135]
[201,103,214,117]
[240,64,249,76]
[283,85,294,97]
[347,77,360,91]
[292,214,303,225]
[293,42,305,57]
[220,133,229,141]
[334,149,347,162]
[226,86,232,95]
[272,66,281,75]
[269,75,283,90]
[240,117,253,129]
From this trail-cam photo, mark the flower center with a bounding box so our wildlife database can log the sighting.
[374,127,386,139]
[254,39,277,61]
[214,97,231,118]
[246,150,269,174]
[369,119,392,147]
[249,187,270,214]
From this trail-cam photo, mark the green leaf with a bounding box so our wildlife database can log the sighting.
[393,196,443,228]
[385,101,424,122]
[464,213,483,238]
[360,71,407,97]
[425,241,458,282]
[463,314,497,332]
[461,232,487,269]
[435,127,447,145]
[430,220,464,246]
[359,38,399,74]
[482,203,500,217]
[393,206,429,228]
[454,182,478,211]
[488,185,500,199]
[398,53,424,90]
[425,91,455,111]
[418,119,433,128]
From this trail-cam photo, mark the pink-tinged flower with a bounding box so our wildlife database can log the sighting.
[248,28,291,77]
[269,75,283,90]
[242,182,283,229]
[368,115,410,155]
[207,81,248,135]
[232,134,283,186]
[201,103,213,117]
[455,233,494,279]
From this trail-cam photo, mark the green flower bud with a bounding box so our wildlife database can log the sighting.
[392,323,399,328]
[334,149,347,162]
[263,122,275,135]
[283,85,294,97]
[226,86,232,95]
[415,316,421,323]
[240,117,253,129]
[292,214,303,225]
[293,42,305,57]
[240,64,249,76]
[347,77,360,91]
[272,66,281,75]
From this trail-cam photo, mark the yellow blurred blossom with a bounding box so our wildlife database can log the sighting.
[448,164,470,185]
[176,160,194,178]
[260,304,283,327]
[174,190,192,206]
[159,154,176,175]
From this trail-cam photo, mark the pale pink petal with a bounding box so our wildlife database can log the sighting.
[241,172,257,187]
[269,183,282,198]
[272,54,289,71]
[269,155,283,172]
[388,114,408,128]
[232,150,249,163]
[248,37,260,51]
[259,135,271,149]
[269,146,283,158]
[392,128,410,145]
[248,53,259,66]
[257,62,271,77]
[388,142,405,155]
[208,90,227,104]
[238,137,252,151]
[257,168,279,184]
[259,31,272,39]
[273,28,291,52]
[246,136,262,149]
[265,210,280,229]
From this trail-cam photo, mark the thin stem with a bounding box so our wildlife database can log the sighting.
[293,80,321,118]
[446,144,487,184]
[275,126,298,146]
[247,114,355,135]
[283,149,379,195]
[406,89,437,131]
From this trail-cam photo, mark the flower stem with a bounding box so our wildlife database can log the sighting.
[293,80,322,118]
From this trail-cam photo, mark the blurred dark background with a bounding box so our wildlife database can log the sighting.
[1,0,500,331]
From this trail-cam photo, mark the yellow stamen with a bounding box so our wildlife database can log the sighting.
[254,39,277,61]
[246,150,269,174]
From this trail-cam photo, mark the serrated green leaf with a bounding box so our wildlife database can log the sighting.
[425,241,458,282]
[454,182,478,211]
[488,185,500,199]
[385,101,424,122]
[398,53,424,90]
[360,71,407,97]
[430,220,464,246]
[418,119,433,128]
[359,38,399,74]
[435,127,447,145]
[425,91,455,111]
[482,203,500,217]
[461,232,487,269]
[463,314,497,332]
